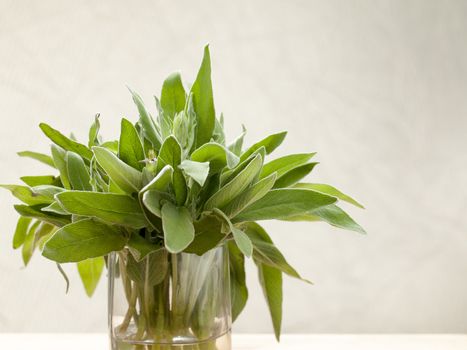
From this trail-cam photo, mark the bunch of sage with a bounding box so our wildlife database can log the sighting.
[1,46,365,341]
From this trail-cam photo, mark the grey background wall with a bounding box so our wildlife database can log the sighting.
[1,0,466,334]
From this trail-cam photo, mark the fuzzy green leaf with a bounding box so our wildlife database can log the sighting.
[157,136,186,204]
[191,142,239,172]
[261,153,316,179]
[17,151,55,168]
[0,184,55,206]
[220,146,266,186]
[191,45,215,146]
[77,256,104,297]
[204,153,263,210]
[161,202,195,253]
[161,72,186,119]
[51,145,71,190]
[42,219,127,263]
[13,216,32,249]
[234,188,337,222]
[127,234,163,262]
[119,118,145,171]
[129,89,161,150]
[185,215,225,255]
[14,205,70,227]
[55,191,147,229]
[257,263,283,341]
[39,123,93,160]
[93,146,142,194]
[157,136,181,171]
[179,160,210,186]
[232,227,253,257]
[141,165,173,193]
[42,201,69,215]
[282,204,366,234]
[22,221,40,266]
[88,114,100,148]
[294,183,365,208]
[142,190,165,217]
[228,241,248,322]
[273,163,318,188]
[228,125,247,156]
[20,175,59,187]
[66,152,92,191]
[240,131,287,162]
[224,172,277,219]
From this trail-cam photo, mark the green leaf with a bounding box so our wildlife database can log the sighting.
[77,256,104,297]
[141,165,173,193]
[101,140,119,153]
[17,151,55,168]
[39,123,93,160]
[220,146,266,186]
[119,118,145,170]
[212,114,226,145]
[294,183,365,208]
[157,137,186,204]
[13,216,32,249]
[88,114,101,148]
[232,227,253,257]
[257,263,282,341]
[55,191,147,229]
[185,215,225,255]
[161,202,195,253]
[179,160,210,186]
[273,163,318,188]
[191,45,215,146]
[93,146,142,194]
[0,184,54,206]
[228,125,247,156]
[213,208,252,258]
[42,201,69,215]
[42,219,127,263]
[228,241,248,322]
[283,204,366,234]
[14,204,70,227]
[129,89,161,150]
[240,131,287,162]
[191,142,240,172]
[234,188,337,222]
[66,152,92,191]
[126,249,168,286]
[51,145,71,190]
[157,136,181,171]
[127,234,163,262]
[34,222,55,248]
[161,72,186,119]
[223,172,277,219]
[22,221,40,266]
[142,190,165,217]
[261,153,316,179]
[20,175,58,187]
[243,222,309,281]
[204,153,263,210]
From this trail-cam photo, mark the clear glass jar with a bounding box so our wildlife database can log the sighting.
[108,244,232,350]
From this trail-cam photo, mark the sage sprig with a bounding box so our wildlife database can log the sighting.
[1,45,365,341]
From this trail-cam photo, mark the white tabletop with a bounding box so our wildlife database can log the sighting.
[0,333,466,350]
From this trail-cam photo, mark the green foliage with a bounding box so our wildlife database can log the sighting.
[77,257,104,297]
[1,46,365,341]
[42,219,127,263]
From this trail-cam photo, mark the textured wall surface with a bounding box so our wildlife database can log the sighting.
[1,0,466,334]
